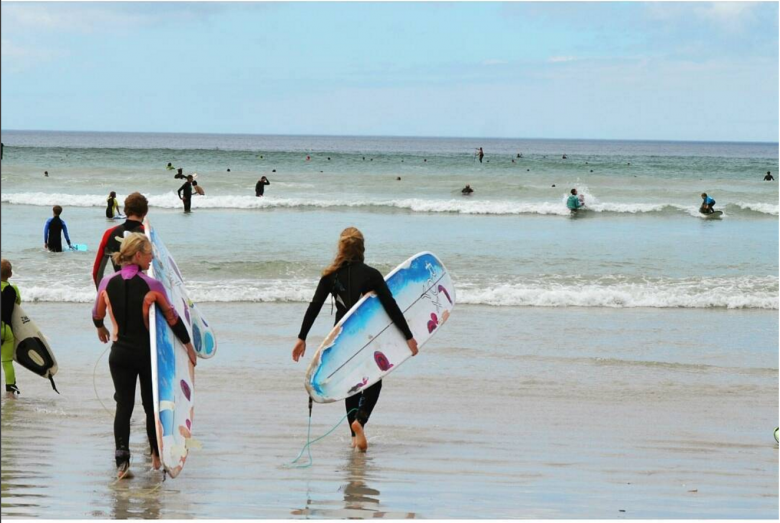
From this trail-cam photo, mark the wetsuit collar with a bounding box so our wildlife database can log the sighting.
[120,264,141,279]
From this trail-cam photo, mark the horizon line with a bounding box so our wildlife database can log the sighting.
[1,128,777,146]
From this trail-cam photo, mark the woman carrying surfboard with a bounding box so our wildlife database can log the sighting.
[1,259,21,398]
[292,227,419,451]
[92,233,197,479]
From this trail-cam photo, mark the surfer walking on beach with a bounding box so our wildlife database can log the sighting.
[92,233,197,479]
[1,259,21,398]
[291,227,419,452]
[92,192,148,288]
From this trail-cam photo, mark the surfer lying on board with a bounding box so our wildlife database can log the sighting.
[1,259,21,398]
[92,192,148,288]
[93,233,197,479]
[292,227,419,452]
[700,193,716,214]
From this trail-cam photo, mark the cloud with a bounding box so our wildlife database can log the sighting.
[1,38,67,72]
[548,56,576,63]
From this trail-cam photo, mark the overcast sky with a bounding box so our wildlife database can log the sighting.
[1,1,778,142]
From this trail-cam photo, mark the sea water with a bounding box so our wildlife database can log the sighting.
[0,131,777,518]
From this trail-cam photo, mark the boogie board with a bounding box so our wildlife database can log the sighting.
[145,218,216,478]
[305,252,455,403]
[11,305,59,392]
[700,210,723,219]
[68,244,88,251]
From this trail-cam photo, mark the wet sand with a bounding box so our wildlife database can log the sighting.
[1,303,777,518]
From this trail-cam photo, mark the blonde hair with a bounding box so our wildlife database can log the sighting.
[1,259,12,280]
[322,227,365,277]
[111,233,152,266]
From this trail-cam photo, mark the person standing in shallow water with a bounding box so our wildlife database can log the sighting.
[256,176,270,197]
[44,205,72,252]
[291,227,419,452]
[178,175,194,213]
[93,233,197,479]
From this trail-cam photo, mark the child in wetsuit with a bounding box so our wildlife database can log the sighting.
[43,205,72,252]
[1,259,21,397]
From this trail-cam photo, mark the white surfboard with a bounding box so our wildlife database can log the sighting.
[11,304,59,392]
[305,252,455,403]
[145,218,214,478]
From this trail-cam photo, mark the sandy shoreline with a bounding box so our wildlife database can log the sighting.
[1,302,777,518]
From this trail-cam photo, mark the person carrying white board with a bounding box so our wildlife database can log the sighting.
[1,259,21,398]
[92,233,197,479]
[291,227,419,452]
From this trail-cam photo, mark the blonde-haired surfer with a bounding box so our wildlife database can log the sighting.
[291,227,419,451]
[93,232,197,479]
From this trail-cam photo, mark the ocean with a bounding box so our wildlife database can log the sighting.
[0,131,777,518]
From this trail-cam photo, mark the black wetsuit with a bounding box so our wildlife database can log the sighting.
[255,178,270,196]
[298,261,413,436]
[92,219,144,288]
[106,196,117,218]
[178,181,193,212]
[93,264,190,466]
[44,216,70,252]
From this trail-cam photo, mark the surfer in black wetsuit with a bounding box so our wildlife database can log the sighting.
[92,192,148,288]
[93,233,196,479]
[178,175,194,213]
[292,227,419,452]
[106,191,119,219]
[255,176,270,197]
[43,205,72,252]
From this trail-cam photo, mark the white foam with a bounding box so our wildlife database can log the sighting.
[732,202,779,215]
[19,276,778,309]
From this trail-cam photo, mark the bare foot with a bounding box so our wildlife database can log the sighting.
[151,453,161,470]
[351,420,367,452]
[116,463,134,480]
[5,392,17,400]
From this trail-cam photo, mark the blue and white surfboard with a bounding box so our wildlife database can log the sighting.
[146,218,215,478]
[305,252,455,403]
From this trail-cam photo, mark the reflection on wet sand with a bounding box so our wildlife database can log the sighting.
[291,450,416,519]
[1,397,51,518]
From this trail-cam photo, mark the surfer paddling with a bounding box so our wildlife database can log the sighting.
[93,233,197,479]
[291,227,419,452]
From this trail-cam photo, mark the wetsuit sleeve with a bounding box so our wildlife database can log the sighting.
[92,276,110,328]
[264,179,270,186]
[92,227,114,287]
[61,219,71,244]
[178,183,186,198]
[43,217,52,244]
[298,275,332,341]
[370,269,414,340]
[1,285,17,327]
[140,274,191,345]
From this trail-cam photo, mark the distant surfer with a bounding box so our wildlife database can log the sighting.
[461,184,474,195]
[1,259,21,398]
[477,147,484,163]
[192,180,205,196]
[255,176,270,197]
[44,205,72,252]
[178,175,194,213]
[174,167,185,180]
[166,162,175,171]
[92,192,148,288]
[764,171,774,181]
[567,189,583,212]
[291,227,419,452]
[562,154,567,160]
[106,191,120,219]
[92,233,197,479]
[44,171,49,177]
[700,193,716,214]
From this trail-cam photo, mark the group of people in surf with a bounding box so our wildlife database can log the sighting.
[3,191,415,479]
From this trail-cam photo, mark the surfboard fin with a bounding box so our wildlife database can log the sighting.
[49,375,60,394]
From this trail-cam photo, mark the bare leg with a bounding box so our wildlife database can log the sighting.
[351,420,367,451]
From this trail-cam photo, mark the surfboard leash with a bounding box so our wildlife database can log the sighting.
[93,344,114,417]
[287,400,358,469]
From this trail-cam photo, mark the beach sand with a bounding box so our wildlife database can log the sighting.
[1,302,777,518]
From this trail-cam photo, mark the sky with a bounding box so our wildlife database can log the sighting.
[1,1,778,142]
